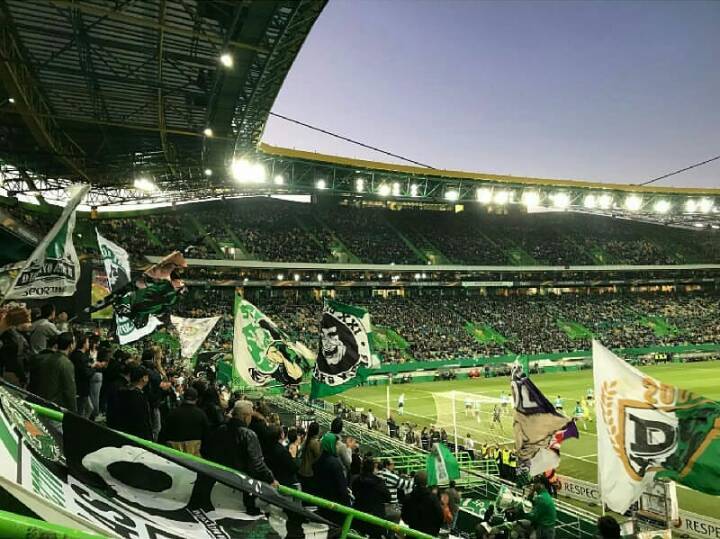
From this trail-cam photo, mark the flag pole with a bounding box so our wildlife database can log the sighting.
[386,375,391,420]
[452,390,459,458]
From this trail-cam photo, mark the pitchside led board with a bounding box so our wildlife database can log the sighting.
[90,267,113,320]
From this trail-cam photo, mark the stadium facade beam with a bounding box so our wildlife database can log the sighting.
[47,0,269,54]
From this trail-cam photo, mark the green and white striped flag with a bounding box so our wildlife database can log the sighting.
[426,442,460,487]
[0,184,89,301]
[310,300,378,399]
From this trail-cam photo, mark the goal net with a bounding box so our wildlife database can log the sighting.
[431,390,506,439]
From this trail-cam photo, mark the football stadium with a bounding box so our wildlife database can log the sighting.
[0,1,719,539]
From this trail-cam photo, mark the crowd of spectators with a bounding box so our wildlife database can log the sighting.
[51,198,720,266]
[252,289,720,361]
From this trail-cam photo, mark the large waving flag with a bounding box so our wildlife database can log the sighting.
[96,230,162,344]
[511,368,578,476]
[0,382,332,538]
[233,295,312,387]
[310,301,378,399]
[0,184,89,301]
[171,315,220,360]
[426,442,460,487]
[594,340,720,513]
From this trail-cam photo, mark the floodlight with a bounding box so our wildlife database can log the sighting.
[414,273,421,280]
[316,179,326,190]
[204,168,213,177]
[597,194,613,210]
[624,195,643,212]
[277,274,284,281]
[317,273,323,282]
[230,159,266,183]
[694,223,705,228]
[355,178,364,192]
[274,174,284,185]
[410,184,419,197]
[476,187,493,204]
[445,190,459,202]
[8,98,15,104]
[521,191,540,208]
[133,178,157,192]
[203,128,213,137]
[699,198,714,213]
[392,182,401,197]
[378,183,391,197]
[551,192,570,209]
[493,190,510,205]
[583,194,597,209]
[653,199,671,214]
[685,199,697,213]
[219,53,233,68]
[293,274,300,282]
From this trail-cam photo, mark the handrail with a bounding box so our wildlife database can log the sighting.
[26,403,437,539]
[0,509,105,539]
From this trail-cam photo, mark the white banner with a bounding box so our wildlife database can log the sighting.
[556,475,720,539]
[96,230,161,344]
[557,475,602,505]
[1,184,89,300]
[171,315,220,359]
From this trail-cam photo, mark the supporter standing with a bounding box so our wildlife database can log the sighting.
[313,432,351,526]
[377,458,413,523]
[0,304,31,386]
[112,366,152,440]
[297,421,321,493]
[159,387,209,456]
[264,424,299,487]
[401,470,444,537]
[34,332,77,412]
[596,516,621,539]
[351,456,391,539]
[70,333,94,418]
[202,400,276,486]
[29,304,60,355]
[330,417,352,474]
[525,476,557,539]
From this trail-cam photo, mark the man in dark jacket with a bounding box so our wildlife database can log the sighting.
[111,366,152,439]
[202,400,277,486]
[401,471,444,537]
[70,333,94,418]
[0,308,31,387]
[159,387,209,456]
[264,424,299,487]
[351,456,391,539]
[29,332,77,412]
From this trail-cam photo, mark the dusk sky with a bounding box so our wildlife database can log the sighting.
[263,0,720,188]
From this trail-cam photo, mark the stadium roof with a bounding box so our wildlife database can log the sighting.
[0,1,718,229]
[0,0,326,190]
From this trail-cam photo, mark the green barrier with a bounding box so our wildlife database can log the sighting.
[0,509,105,539]
[25,403,436,539]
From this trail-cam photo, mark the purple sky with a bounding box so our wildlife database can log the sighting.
[263,0,720,188]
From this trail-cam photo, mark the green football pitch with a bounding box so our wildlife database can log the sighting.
[325,361,720,519]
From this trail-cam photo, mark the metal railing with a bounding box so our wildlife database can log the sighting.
[20,402,435,539]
